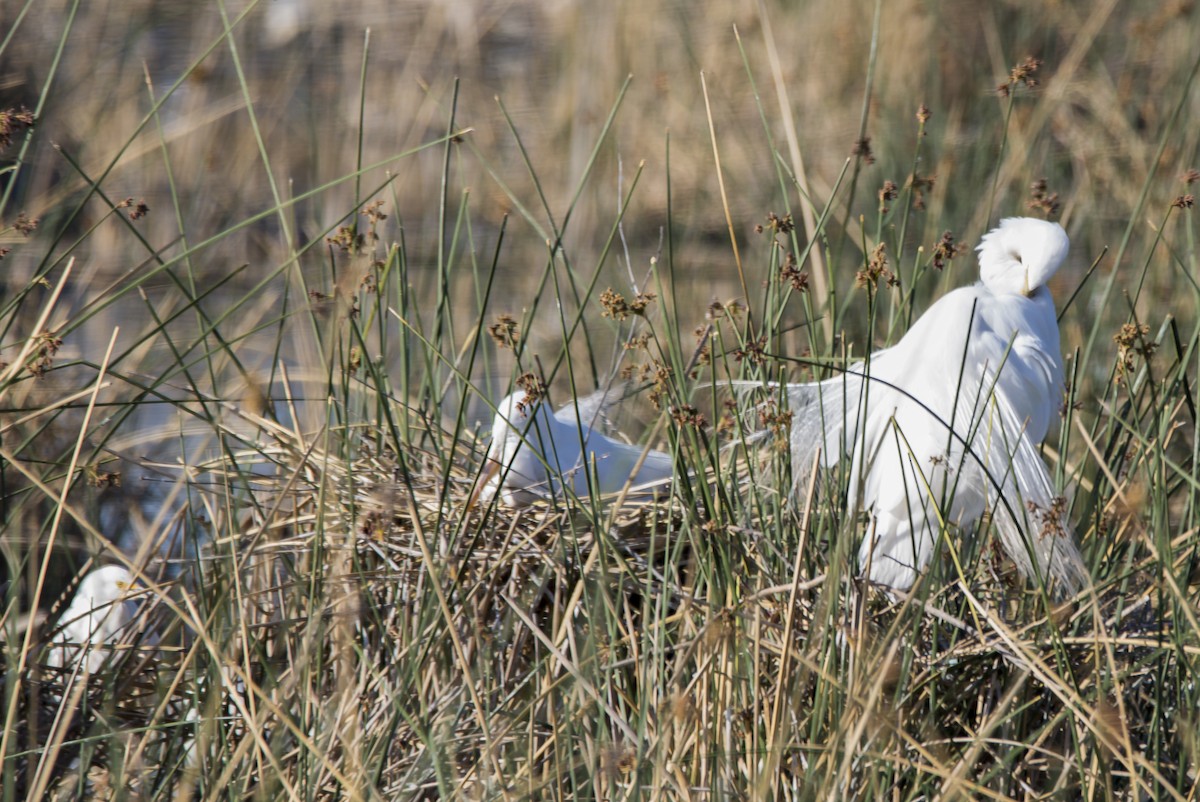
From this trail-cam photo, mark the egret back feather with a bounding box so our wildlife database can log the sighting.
[739,217,1087,596]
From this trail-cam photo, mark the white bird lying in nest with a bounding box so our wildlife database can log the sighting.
[47,564,155,674]
[747,217,1088,597]
[472,387,674,508]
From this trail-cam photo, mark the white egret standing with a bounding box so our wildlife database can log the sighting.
[759,217,1087,595]
[473,388,674,508]
[48,565,151,674]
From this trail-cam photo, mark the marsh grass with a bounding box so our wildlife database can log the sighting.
[1,0,1199,799]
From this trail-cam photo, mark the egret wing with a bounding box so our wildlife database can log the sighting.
[552,381,630,432]
[971,391,1088,595]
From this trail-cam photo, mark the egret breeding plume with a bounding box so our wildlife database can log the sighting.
[47,564,152,674]
[473,387,674,508]
[758,217,1087,596]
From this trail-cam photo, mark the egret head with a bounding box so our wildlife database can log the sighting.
[977,217,1069,296]
[55,564,142,664]
[468,389,558,511]
[75,565,137,608]
[490,391,548,451]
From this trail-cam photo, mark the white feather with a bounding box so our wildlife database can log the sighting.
[48,565,153,674]
[747,217,1087,595]
[479,388,674,507]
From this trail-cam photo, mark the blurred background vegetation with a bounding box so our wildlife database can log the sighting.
[2,2,1195,347]
[5,0,1197,312]
[4,0,1198,353]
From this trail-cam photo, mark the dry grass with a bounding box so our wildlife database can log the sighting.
[1,0,1199,798]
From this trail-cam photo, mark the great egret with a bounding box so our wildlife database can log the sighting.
[48,565,151,674]
[473,388,674,508]
[756,217,1087,596]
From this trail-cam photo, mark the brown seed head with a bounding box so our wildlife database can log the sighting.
[857,242,898,288]
[514,372,547,412]
[906,173,936,211]
[1113,322,1156,381]
[877,179,899,213]
[852,136,875,165]
[1027,178,1061,218]
[629,291,657,316]
[325,225,362,253]
[1025,496,1067,540]
[360,199,388,242]
[780,251,809,293]
[599,287,631,320]
[763,211,795,235]
[733,335,768,365]
[26,330,62,378]
[647,360,673,410]
[931,230,967,270]
[623,333,651,351]
[87,467,122,489]
[757,400,793,443]
[670,404,706,428]
[487,313,520,349]
[1000,56,1043,96]
[0,106,34,150]
[14,212,38,236]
